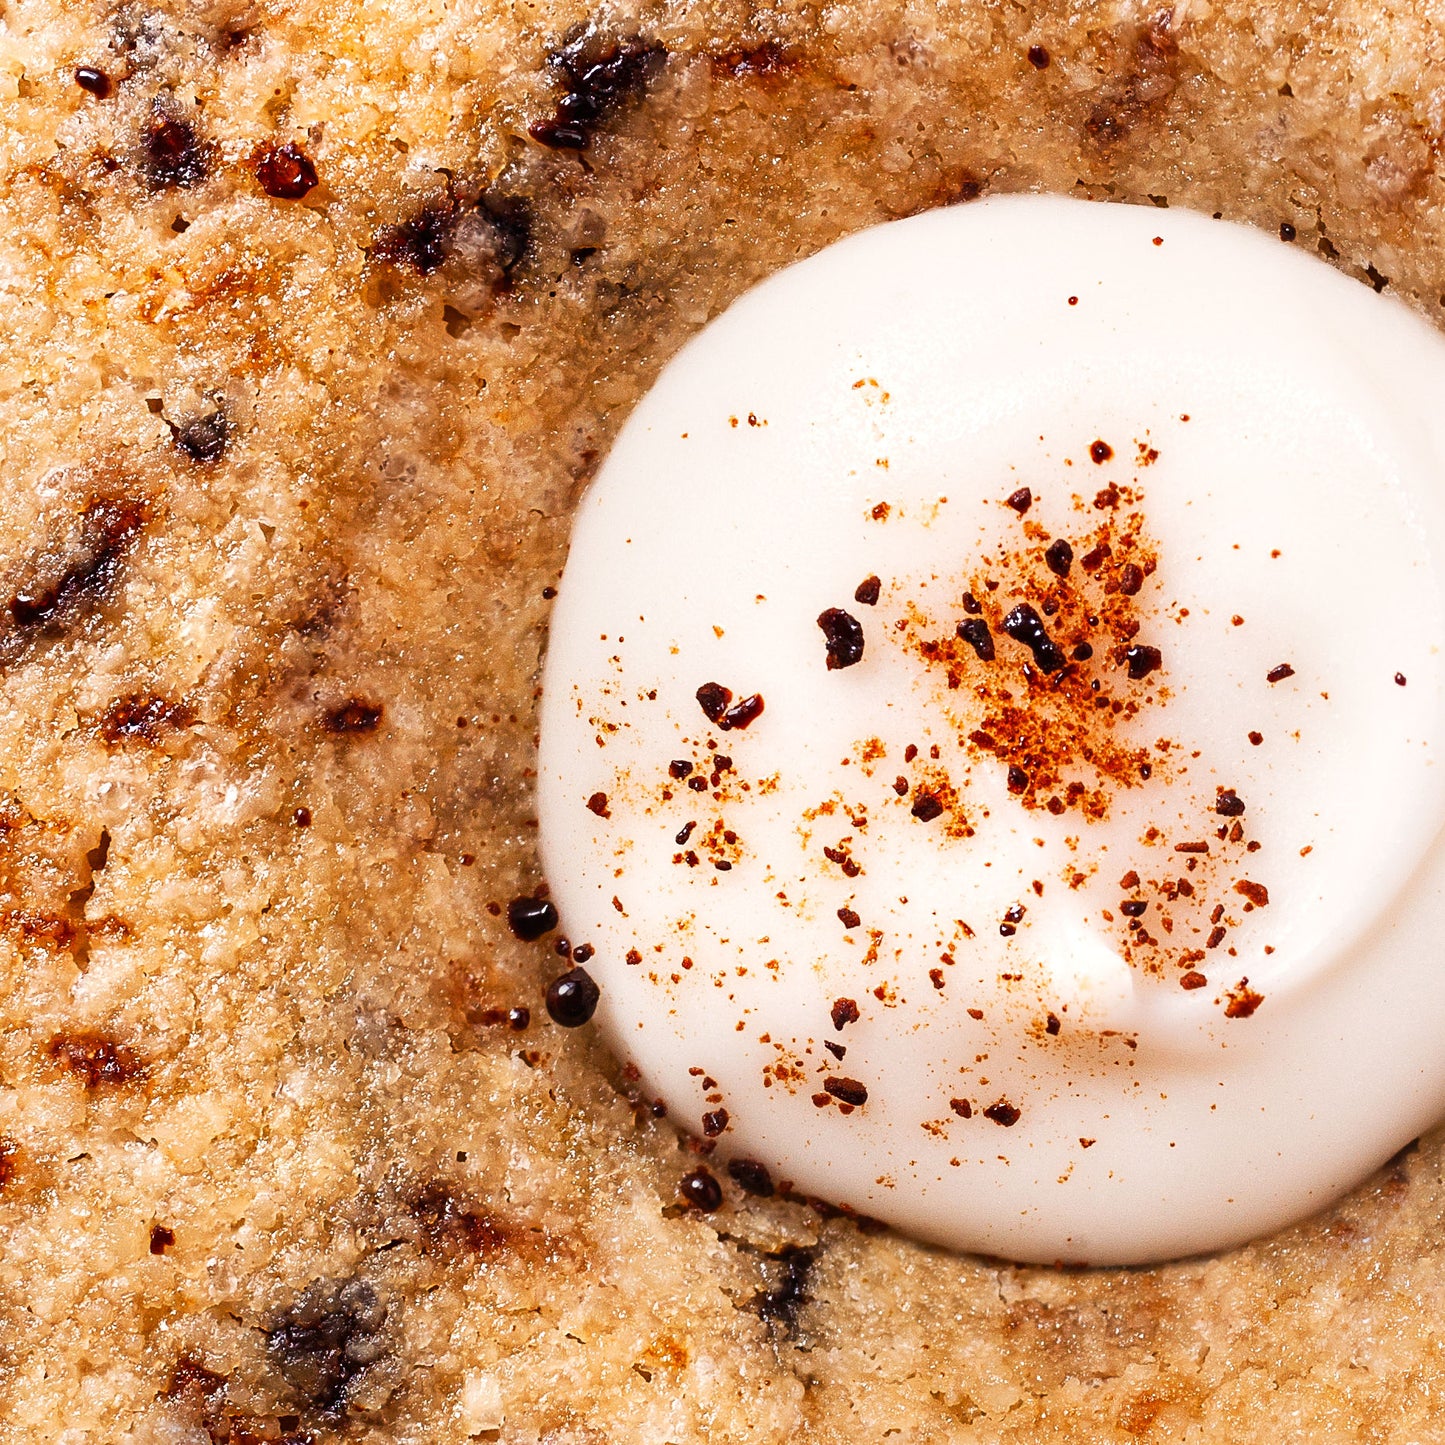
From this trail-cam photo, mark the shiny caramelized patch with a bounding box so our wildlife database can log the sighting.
[45,1030,147,1089]
[99,694,195,746]
[903,477,1164,818]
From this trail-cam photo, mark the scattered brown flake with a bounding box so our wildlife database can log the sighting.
[1233,879,1269,907]
[823,1076,868,1106]
[586,792,610,817]
[1224,979,1264,1019]
[830,997,860,1030]
[1266,663,1295,684]
[983,1100,1021,1127]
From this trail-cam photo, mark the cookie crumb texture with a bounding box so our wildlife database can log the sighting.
[0,0,1442,1440]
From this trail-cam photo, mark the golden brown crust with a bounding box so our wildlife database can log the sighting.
[1,0,1444,1439]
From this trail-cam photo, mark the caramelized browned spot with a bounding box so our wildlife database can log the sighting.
[1083,14,1182,148]
[372,196,459,274]
[46,1030,147,1088]
[2,909,75,950]
[710,40,799,80]
[99,694,194,746]
[138,100,212,190]
[4,496,148,657]
[0,1137,17,1190]
[410,1182,510,1258]
[320,698,383,734]
[529,26,667,150]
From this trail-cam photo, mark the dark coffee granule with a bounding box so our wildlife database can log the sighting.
[545,966,600,1026]
[823,1076,868,1106]
[1206,925,1227,949]
[714,860,732,872]
[960,591,981,615]
[1396,672,1408,686]
[669,759,693,778]
[1120,900,1147,917]
[854,575,882,606]
[728,1158,774,1196]
[571,943,595,964]
[508,1007,530,1030]
[74,66,111,97]
[1280,221,1297,241]
[171,410,228,464]
[702,1108,730,1138]
[1089,439,1113,464]
[825,1039,847,1058]
[1001,603,1066,672]
[1007,765,1028,794]
[892,776,908,795]
[293,807,311,827]
[687,776,708,792]
[1248,730,1263,746]
[680,1166,723,1211]
[698,682,731,723]
[1117,562,1144,596]
[585,791,609,817]
[721,693,765,730]
[1266,663,1295,683]
[983,1100,1021,1127]
[150,1224,175,1254]
[1006,487,1032,514]
[675,821,695,845]
[1045,538,1073,578]
[911,792,943,822]
[957,617,995,661]
[998,922,1016,937]
[506,896,558,941]
[837,907,861,930]
[1125,644,1162,680]
[1070,641,1093,662]
[831,997,860,1030]
[950,1097,972,1118]
[817,608,865,670]
[255,142,319,199]
[1027,43,1050,68]
[1215,789,1246,817]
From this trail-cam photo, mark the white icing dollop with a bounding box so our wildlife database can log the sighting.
[537,196,1445,1263]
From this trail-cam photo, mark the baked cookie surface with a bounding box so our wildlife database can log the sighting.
[1,0,1444,1440]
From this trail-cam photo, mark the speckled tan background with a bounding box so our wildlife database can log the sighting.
[2,0,1445,1440]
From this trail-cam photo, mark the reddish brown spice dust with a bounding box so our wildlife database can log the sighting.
[905,480,1163,820]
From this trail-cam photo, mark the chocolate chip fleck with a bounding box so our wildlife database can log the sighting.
[680,1166,723,1211]
[854,575,881,606]
[506,896,558,941]
[545,966,600,1026]
[823,1076,868,1106]
[957,617,994,661]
